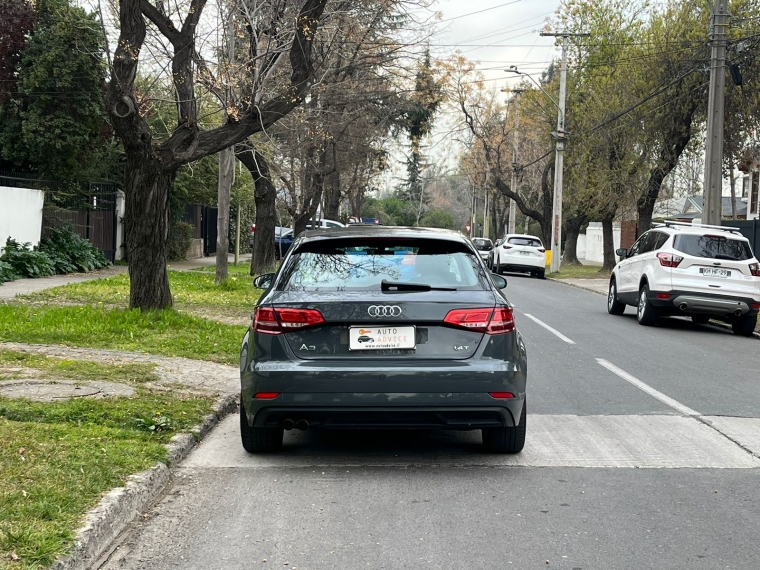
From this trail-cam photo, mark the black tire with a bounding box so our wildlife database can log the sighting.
[482,400,526,454]
[607,278,625,315]
[636,284,658,326]
[495,260,503,275]
[732,314,757,337]
[537,269,546,280]
[691,315,710,325]
[240,400,283,453]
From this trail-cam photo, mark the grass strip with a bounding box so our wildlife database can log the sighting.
[0,351,215,570]
[0,305,246,365]
[0,350,157,383]
[545,264,611,280]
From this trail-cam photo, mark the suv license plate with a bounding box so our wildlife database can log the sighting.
[349,326,415,351]
[700,267,730,278]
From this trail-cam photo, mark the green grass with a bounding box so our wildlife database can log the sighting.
[547,264,611,280]
[0,350,157,383]
[29,271,262,315]
[0,351,214,570]
[194,261,255,275]
[0,305,246,365]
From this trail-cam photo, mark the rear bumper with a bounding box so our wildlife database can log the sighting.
[649,289,759,318]
[498,254,545,270]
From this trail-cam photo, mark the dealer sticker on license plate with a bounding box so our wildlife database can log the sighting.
[700,267,730,278]
[349,326,415,350]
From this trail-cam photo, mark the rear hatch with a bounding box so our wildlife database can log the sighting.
[266,290,496,360]
[670,233,760,297]
[503,237,544,260]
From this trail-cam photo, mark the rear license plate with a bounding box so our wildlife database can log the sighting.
[349,326,415,350]
[520,251,531,256]
[700,267,730,278]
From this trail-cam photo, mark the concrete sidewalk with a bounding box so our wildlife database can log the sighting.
[555,278,609,296]
[0,254,251,300]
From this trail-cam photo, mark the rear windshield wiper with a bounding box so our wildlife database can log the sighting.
[381,280,457,292]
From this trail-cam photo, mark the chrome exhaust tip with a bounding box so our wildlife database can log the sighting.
[735,309,743,317]
[679,303,688,311]
[283,419,295,431]
[296,419,310,431]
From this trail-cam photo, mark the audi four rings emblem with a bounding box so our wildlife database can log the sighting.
[367,305,402,317]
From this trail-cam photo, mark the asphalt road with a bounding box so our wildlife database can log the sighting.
[99,276,760,570]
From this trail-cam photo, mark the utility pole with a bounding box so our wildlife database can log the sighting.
[509,88,525,235]
[702,0,729,226]
[540,31,589,273]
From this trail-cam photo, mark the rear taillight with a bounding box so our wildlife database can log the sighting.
[502,244,513,249]
[254,392,280,399]
[750,263,760,277]
[537,248,546,253]
[251,224,256,233]
[253,307,325,335]
[443,307,515,334]
[657,252,683,268]
[488,392,515,399]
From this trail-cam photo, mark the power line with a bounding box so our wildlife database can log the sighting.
[439,0,523,23]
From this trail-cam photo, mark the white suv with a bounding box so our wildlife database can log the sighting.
[607,222,760,336]
[494,234,547,279]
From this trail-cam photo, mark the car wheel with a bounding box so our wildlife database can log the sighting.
[607,278,625,315]
[482,399,526,454]
[636,284,658,326]
[732,314,757,337]
[691,315,710,325]
[240,400,283,453]
[537,269,546,280]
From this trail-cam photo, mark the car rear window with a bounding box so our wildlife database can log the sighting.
[472,238,493,251]
[673,234,753,261]
[508,237,542,247]
[279,238,490,291]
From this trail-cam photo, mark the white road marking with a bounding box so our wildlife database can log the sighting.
[523,313,576,344]
[596,358,701,417]
[184,414,760,469]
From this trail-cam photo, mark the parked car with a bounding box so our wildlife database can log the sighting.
[249,225,289,247]
[488,238,504,269]
[607,221,760,336]
[274,229,294,259]
[493,234,547,279]
[471,237,494,264]
[240,226,527,454]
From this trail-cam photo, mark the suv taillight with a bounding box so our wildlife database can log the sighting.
[443,307,515,334]
[502,244,513,249]
[750,263,760,277]
[657,252,683,268]
[253,307,325,335]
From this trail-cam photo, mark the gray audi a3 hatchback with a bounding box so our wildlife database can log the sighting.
[239,226,528,453]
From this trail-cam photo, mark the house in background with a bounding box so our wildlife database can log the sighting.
[652,195,748,222]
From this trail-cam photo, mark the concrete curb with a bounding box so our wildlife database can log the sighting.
[547,277,607,296]
[50,393,239,570]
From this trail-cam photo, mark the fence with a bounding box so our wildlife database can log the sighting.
[723,219,760,254]
[0,172,119,262]
[183,204,218,256]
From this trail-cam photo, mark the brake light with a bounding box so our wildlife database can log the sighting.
[488,392,515,399]
[656,293,671,300]
[750,263,760,277]
[657,252,683,267]
[502,244,513,249]
[443,307,515,334]
[251,224,256,233]
[537,248,546,253]
[753,303,760,310]
[253,307,325,335]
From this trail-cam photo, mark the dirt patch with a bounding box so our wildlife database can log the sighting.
[0,378,136,401]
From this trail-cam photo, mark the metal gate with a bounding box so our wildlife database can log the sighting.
[0,173,118,262]
[202,206,218,256]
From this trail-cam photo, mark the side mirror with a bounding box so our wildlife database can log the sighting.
[615,248,628,258]
[253,273,275,289]
[491,273,508,289]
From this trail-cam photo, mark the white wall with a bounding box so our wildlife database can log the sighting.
[0,186,45,251]
[583,222,621,263]
[576,233,587,260]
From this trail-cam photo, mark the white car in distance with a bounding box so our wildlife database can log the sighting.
[493,234,547,279]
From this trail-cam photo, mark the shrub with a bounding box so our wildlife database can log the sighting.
[0,260,18,284]
[39,226,110,273]
[166,221,195,261]
[1,238,56,278]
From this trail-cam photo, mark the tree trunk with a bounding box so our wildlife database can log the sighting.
[236,146,276,277]
[324,169,341,220]
[215,146,235,284]
[124,158,175,310]
[563,216,582,266]
[601,213,616,273]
